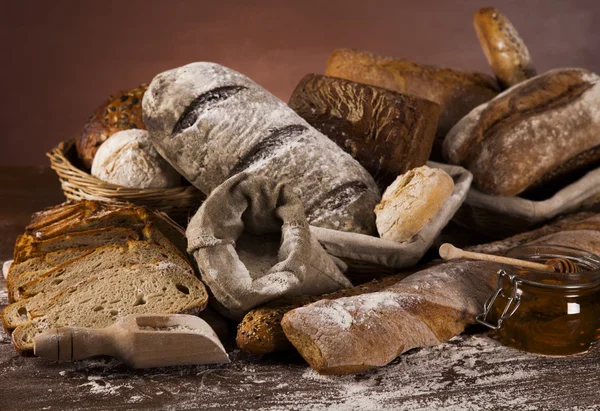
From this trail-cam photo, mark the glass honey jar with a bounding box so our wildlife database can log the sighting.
[476,245,600,356]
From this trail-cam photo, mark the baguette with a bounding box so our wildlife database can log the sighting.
[281,261,498,374]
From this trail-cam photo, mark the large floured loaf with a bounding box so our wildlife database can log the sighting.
[142,62,380,234]
[443,68,600,196]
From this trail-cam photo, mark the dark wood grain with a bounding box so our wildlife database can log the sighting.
[1,167,600,410]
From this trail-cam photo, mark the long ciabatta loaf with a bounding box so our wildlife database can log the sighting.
[281,222,600,374]
[281,261,498,374]
[443,68,600,196]
[142,62,380,234]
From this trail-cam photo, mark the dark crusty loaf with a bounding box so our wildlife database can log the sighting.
[473,7,536,89]
[443,68,600,196]
[288,74,440,188]
[76,84,148,170]
[142,62,380,234]
[325,48,500,160]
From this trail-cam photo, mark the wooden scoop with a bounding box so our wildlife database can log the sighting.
[439,243,556,272]
[33,314,230,368]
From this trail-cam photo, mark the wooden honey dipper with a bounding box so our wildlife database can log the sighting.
[439,243,580,273]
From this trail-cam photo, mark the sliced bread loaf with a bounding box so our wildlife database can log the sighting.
[10,262,208,354]
[3,240,197,330]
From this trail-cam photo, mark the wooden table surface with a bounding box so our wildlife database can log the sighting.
[1,167,600,411]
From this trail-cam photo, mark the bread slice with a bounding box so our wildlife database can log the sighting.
[7,247,92,286]
[10,262,208,354]
[3,239,196,329]
[13,227,140,263]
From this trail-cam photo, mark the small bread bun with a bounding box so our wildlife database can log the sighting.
[91,129,181,189]
[374,166,454,242]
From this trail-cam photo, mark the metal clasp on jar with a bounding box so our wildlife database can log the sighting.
[476,269,522,330]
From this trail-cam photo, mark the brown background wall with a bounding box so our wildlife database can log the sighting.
[1,0,599,166]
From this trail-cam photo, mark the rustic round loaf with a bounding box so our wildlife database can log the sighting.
[443,68,600,196]
[142,62,380,234]
[374,166,454,242]
[474,7,536,89]
[91,129,180,189]
[77,84,148,170]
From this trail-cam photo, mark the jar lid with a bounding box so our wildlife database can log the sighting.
[504,244,600,290]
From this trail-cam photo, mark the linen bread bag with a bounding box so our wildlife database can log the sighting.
[142,62,380,234]
[185,172,352,320]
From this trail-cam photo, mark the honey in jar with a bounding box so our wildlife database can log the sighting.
[476,245,600,356]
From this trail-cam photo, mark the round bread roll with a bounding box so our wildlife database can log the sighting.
[374,166,454,242]
[91,129,181,189]
[77,84,148,170]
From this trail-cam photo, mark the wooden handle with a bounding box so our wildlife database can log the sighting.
[439,243,556,272]
[34,327,117,361]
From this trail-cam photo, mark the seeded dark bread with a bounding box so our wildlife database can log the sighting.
[142,62,380,234]
[76,84,148,170]
[443,68,600,196]
[288,74,440,188]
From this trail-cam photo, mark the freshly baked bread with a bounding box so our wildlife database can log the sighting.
[91,129,181,188]
[443,68,600,196]
[374,166,454,242]
[474,7,536,89]
[325,48,500,159]
[236,272,413,355]
[77,84,148,170]
[142,62,380,234]
[288,74,440,187]
[8,263,208,354]
[9,224,187,303]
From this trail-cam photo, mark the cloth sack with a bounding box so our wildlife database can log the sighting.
[186,173,352,320]
[310,162,473,269]
[465,167,600,223]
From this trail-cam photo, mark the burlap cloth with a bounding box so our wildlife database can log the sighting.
[186,173,352,319]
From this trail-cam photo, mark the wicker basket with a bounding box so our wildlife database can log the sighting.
[47,140,205,224]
